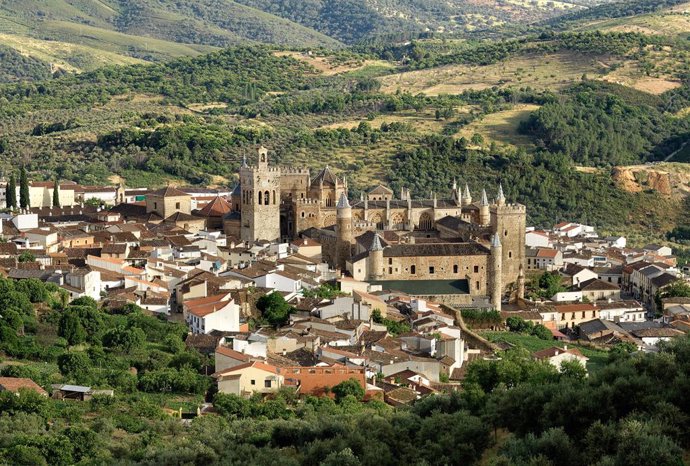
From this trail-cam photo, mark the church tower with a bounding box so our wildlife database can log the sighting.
[240,146,281,243]
[335,192,352,271]
[491,184,526,295]
[490,234,503,311]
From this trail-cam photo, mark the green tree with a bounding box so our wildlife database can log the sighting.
[57,352,91,379]
[213,392,253,419]
[52,179,60,207]
[19,166,29,209]
[102,326,145,352]
[531,324,553,341]
[655,280,690,313]
[331,378,365,403]
[559,360,587,381]
[5,173,16,208]
[58,312,86,346]
[538,271,566,298]
[18,251,35,263]
[256,293,294,328]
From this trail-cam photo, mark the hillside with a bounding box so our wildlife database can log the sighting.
[0,3,688,241]
[0,0,341,74]
[0,0,633,77]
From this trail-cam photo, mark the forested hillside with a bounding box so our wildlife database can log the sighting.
[2,276,690,464]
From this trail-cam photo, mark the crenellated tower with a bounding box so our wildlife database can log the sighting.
[490,184,526,295]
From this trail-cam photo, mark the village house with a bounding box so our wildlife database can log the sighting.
[533,346,588,370]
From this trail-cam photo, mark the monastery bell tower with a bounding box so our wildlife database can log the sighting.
[240,146,281,243]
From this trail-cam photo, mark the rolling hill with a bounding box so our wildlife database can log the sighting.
[0,0,632,78]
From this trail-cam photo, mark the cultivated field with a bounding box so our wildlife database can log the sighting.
[456,104,541,148]
[378,52,618,95]
[274,51,394,77]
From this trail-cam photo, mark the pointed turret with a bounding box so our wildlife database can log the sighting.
[370,233,384,252]
[497,184,506,206]
[368,233,385,280]
[491,233,501,249]
[479,189,490,225]
[463,183,472,206]
[336,192,351,209]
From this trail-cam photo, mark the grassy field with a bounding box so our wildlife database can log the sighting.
[456,104,540,148]
[378,52,618,95]
[274,51,394,77]
[320,108,454,134]
[578,1,690,39]
[479,331,610,372]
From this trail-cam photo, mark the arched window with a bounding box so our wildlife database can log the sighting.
[301,212,305,218]
[369,213,384,230]
[418,212,433,230]
[325,195,332,207]
[258,191,263,205]
[264,191,270,206]
[508,251,513,258]
[453,265,459,273]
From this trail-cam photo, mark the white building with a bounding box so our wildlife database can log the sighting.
[63,269,102,302]
[184,293,240,334]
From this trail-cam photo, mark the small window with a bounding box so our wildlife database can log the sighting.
[264,380,271,388]
[504,229,508,236]
[474,266,479,273]
[176,202,181,209]
[411,265,416,275]
[153,202,158,210]
[476,281,480,290]
[251,379,256,385]
[429,266,435,274]
[388,258,393,265]
[388,267,392,274]
[453,265,459,273]
[508,251,512,258]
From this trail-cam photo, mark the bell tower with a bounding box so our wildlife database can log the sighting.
[240,146,281,242]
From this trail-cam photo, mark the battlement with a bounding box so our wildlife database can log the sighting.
[499,203,527,213]
[295,198,321,205]
[281,167,310,175]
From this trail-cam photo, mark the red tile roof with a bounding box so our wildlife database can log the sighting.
[0,377,48,396]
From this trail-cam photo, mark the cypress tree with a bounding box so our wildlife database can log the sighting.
[19,166,29,209]
[52,179,60,207]
[6,174,16,208]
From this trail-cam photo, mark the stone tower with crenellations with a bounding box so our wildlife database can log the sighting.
[490,184,526,296]
[239,146,281,242]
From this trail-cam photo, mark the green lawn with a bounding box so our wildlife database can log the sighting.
[479,331,609,372]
